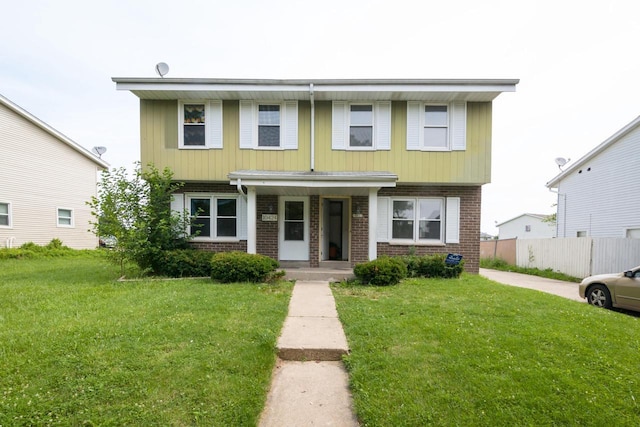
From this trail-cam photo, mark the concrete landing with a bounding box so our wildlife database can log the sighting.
[259,280,358,426]
[283,268,355,283]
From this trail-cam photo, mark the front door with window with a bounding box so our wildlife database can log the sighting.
[279,196,309,261]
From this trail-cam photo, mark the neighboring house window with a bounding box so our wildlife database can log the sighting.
[424,105,448,149]
[178,100,223,149]
[349,105,373,147]
[525,225,531,232]
[188,195,238,239]
[331,101,391,151]
[0,202,11,227]
[239,101,298,150]
[258,105,281,147]
[57,208,74,227]
[407,101,466,151]
[627,228,640,239]
[576,231,587,237]
[391,198,443,243]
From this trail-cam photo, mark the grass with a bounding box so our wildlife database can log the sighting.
[0,253,292,426]
[480,257,582,282]
[333,276,640,426]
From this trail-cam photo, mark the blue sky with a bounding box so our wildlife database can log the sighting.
[2,0,639,234]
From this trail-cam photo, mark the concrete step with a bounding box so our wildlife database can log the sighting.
[283,268,354,282]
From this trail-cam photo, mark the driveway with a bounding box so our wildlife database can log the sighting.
[480,268,584,303]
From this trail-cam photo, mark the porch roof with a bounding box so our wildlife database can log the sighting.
[228,170,397,195]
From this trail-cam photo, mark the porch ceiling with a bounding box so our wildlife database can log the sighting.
[229,170,397,196]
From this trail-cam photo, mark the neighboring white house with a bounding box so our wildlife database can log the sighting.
[546,115,640,239]
[496,213,555,239]
[0,94,109,249]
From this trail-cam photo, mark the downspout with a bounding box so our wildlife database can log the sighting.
[310,83,315,171]
[236,178,246,197]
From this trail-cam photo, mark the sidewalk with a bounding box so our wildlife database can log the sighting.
[258,280,359,427]
[480,268,584,302]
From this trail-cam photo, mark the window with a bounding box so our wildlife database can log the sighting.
[331,101,391,150]
[57,208,74,227]
[0,202,10,227]
[576,231,587,237]
[350,105,373,147]
[178,101,223,149]
[182,103,206,146]
[391,198,443,242]
[258,105,280,147]
[188,195,238,239]
[525,225,531,232]
[424,105,448,148]
[239,101,298,149]
[407,101,466,151]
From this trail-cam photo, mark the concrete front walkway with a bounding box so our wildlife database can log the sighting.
[259,281,359,427]
[480,268,584,302]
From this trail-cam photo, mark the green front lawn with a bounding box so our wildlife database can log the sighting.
[333,276,640,426]
[0,254,292,426]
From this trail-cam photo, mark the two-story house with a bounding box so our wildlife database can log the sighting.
[0,94,109,249]
[113,78,517,273]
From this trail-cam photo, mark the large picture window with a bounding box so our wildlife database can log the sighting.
[391,198,443,242]
[188,195,237,239]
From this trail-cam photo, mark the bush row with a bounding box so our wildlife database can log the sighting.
[353,254,464,286]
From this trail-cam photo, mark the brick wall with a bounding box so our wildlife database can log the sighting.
[377,185,482,274]
[256,195,278,259]
[350,195,369,266]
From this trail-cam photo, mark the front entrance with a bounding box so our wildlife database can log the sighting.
[279,196,310,261]
[321,198,350,262]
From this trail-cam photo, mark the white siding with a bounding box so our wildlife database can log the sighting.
[0,103,101,249]
[556,125,640,238]
[499,215,555,239]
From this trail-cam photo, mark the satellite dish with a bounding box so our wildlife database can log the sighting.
[155,62,169,78]
[554,157,570,171]
[92,146,107,158]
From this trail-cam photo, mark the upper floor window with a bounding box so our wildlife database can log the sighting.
[188,195,238,240]
[350,105,373,147]
[424,105,448,149]
[178,100,223,149]
[407,101,466,151]
[240,101,298,150]
[258,105,281,147]
[0,202,11,227]
[332,101,391,151]
[57,208,74,227]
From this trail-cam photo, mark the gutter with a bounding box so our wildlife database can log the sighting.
[310,83,315,171]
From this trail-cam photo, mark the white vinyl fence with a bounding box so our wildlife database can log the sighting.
[515,238,640,278]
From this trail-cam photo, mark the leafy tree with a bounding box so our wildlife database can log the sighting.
[87,163,192,275]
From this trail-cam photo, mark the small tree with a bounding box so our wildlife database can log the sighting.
[87,163,192,275]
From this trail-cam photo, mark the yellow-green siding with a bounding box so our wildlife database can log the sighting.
[140,100,492,184]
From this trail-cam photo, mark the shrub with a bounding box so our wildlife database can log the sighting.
[157,250,213,278]
[353,256,407,286]
[400,254,465,279]
[210,251,280,283]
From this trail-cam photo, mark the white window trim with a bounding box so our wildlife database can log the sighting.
[186,193,241,242]
[57,207,74,228]
[348,103,375,150]
[407,101,466,152]
[178,100,223,149]
[387,197,445,245]
[0,201,12,228]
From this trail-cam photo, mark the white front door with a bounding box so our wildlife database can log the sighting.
[279,196,309,261]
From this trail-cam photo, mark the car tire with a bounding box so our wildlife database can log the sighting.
[587,284,612,309]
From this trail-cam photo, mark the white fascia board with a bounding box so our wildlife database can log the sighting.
[229,179,396,188]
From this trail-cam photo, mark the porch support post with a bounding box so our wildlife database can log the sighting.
[368,188,379,261]
[247,187,257,254]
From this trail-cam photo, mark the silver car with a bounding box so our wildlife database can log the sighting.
[579,265,640,311]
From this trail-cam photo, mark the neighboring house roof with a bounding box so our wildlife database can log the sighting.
[0,94,109,169]
[546,114,640,188]
[112,77,519,102]
[495,213,550,227]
